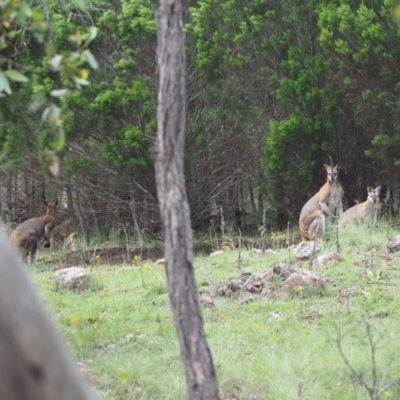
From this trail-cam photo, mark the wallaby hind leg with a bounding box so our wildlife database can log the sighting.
[26,235,38,266]
[309,213,325,240]
[29,247,37,266]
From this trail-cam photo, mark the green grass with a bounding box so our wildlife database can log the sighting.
[31,221,400,399]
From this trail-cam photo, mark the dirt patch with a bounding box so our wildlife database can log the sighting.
[64,247,162,267]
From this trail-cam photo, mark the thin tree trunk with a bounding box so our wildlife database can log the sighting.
[72,188,89,244]
[0,232,95,400]
[155,0,220,399]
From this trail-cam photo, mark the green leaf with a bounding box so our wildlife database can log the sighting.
[50,89,71,97]
[73,77,90,88]
[89,26,98,42]
[5,69,29,83]
[50,54,63,71]
[85,51,99,70]
[53,129,66,151]
[42,104,61,122]
[0,73,12,95]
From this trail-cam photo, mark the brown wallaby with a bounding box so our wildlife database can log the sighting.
[339,186,381,227]
[11,200,58,265]
[299,163,344,241]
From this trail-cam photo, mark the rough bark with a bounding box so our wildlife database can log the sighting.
[155,0,220,399]
[0,231,95,400]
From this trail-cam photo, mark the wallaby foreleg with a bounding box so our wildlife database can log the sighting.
[320,202,336,220]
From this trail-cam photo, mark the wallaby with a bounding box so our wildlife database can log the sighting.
[299,164,344,241]
[11,200,58,265]
[339,186,381,227]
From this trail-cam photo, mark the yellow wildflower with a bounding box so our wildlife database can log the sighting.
[80,69,89,79]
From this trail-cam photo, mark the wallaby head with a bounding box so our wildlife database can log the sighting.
[43,199,58,216]
[324,164,340,182]
[11,199,58,265]
[367,186,381,204]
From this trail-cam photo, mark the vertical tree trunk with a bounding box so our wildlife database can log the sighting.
[155,1,220,399]
[72,188,89,244]
[0,233,95,400]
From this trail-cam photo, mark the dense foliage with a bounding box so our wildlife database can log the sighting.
[1,0,400,236]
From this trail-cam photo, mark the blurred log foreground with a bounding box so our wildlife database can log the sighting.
[0,231,95,400]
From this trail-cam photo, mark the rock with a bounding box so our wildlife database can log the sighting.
[260,270,274,280]
[283,272,304,289]
[237,292,256,304]
[387,236,400,253]
[55,267,90,291]
[273,263,296,279]
[216,285,227,296]
[227,279,244,292]
[269,311,282,321]
[292,241,321,259]
[282,270,327,292]
[209,250,224,257]
[316,251,339,268]
[299,270,327,287]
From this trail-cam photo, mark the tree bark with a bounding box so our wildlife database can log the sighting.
[0,232,95,400]
[155,1,220,399]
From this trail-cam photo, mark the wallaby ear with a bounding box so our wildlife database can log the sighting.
[54,199,59,206]
[43,200,48,207]
[335,164,341,170]
[323,163,330,171]
[375,186,381,193]
[367,186,373,192]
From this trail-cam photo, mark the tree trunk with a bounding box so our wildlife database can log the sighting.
[72,187,89,244]
[0,232,95,400]
[155,1,220,399]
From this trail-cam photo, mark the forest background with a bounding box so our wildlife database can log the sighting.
[2,0,400,239]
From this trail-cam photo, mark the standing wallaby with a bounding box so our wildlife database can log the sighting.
[11,200,58,265]
[339,186,381,227]
[299,164,344,241]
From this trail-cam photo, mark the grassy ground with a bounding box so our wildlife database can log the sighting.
[30,220,400,399]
